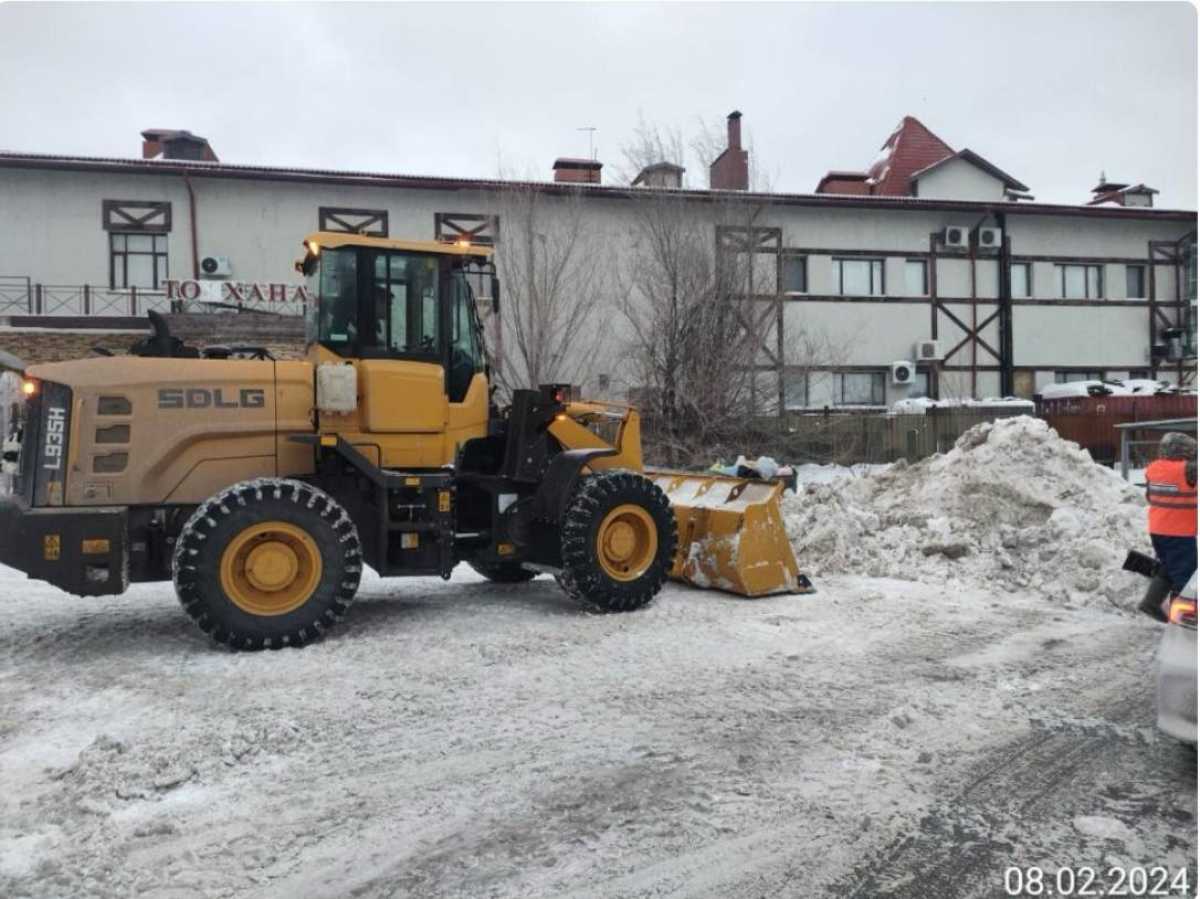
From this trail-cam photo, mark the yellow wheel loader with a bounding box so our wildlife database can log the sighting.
[0,233,805,649]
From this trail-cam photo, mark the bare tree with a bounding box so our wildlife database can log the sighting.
[616,112,689,186]
[617,188,781,466]
[491,182,610,396]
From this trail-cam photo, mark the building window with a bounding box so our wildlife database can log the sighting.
[1125,265,1147,299]
[834,258,884,296]
[319,207,388,237]
[904,259,928,296]
[783,370,808,409]
[910,369,931,397]
[1054,370,1105,383]
[1010,262,1031,298]
[110,233,168,289]
[781,256,807,294]
[1128,369,1151,381]
[834,371,885,405]
[435,212,499,247]
[1055,263,1103,299]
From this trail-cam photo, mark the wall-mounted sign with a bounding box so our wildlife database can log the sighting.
[163,279,314,304]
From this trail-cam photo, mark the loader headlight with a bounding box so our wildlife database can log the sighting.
[21,378,37,397]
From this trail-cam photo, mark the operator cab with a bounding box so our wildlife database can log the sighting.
[298,232,497,402]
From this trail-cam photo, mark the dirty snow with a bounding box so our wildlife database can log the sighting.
[783,416,1151,608]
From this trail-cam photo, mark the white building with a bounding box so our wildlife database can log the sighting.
[0,117,1194,409]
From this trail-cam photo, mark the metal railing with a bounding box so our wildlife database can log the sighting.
[0,280,311,318]
[0,280,177,317]
[0,276,32,314]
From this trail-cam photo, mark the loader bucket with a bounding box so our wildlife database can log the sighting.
[648,470,813,597]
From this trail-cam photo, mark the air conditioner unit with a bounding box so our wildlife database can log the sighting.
[977,227,1002,249]
[891,360,916,385]
[914,340,941,362]
[943,226,968,249]
[200,255,232,278]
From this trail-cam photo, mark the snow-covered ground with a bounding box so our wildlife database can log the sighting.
[1,565,1195,898]
[1,418,1196,897]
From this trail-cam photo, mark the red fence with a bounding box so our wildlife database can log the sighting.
[1037,394,1198,464]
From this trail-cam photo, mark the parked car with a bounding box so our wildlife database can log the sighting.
[1156,572,1197,745]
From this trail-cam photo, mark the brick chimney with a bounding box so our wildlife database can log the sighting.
[709,110,749,191]
[141,129,219,162]
[553,157,602,184]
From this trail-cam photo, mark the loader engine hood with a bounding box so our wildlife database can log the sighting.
[15,355,303,507]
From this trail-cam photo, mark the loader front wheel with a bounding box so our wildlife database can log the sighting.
[559,471,676,613]
[172,479,362,650]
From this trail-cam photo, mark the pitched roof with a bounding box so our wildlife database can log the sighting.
[865,116,955,196]
[1088,182,1160,206]
[0,150,1191,221]
[909,148,1030,192]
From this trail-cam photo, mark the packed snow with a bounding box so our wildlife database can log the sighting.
[782,416,1151,608]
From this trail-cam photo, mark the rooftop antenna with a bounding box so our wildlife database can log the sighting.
[577,126,597,160]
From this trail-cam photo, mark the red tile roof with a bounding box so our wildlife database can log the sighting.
[865,116,955,196]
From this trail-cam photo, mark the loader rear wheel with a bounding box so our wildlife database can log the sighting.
[172,479,362,650]
[467,560,538,583]
[558,471,676,613]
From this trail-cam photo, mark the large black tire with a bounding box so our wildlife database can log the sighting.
[558,471,677,613]
[467,560,538,583]
[172,478,362,650]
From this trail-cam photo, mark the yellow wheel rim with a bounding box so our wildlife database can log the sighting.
[595,503,657,582]
[219,521,323,616]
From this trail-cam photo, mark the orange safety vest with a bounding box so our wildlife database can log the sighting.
[1146,458,1198,537]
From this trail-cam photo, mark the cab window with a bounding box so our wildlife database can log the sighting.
[448,272,483,402]
[309,247,358,350]
[373,253,440,357]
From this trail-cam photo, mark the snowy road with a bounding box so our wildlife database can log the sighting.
[1,565,1195,898]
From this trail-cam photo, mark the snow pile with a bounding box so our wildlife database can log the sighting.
[891,396,1035,414]
[781,416,1150,608]
[1036,378,1179,400]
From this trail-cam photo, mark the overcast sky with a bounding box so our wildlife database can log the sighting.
[0,2,1195,207]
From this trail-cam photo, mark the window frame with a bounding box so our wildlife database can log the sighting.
[1125,264,1147,299]
[1010,262,1032,298]
[318,207,389,237]
[1054,370,1105,384]
[109,232,168,290]
[783,369,809,410]
[834,257,885,296]
[781,254,808,295]
[834,370,886,406]
[1055,263,1104,300]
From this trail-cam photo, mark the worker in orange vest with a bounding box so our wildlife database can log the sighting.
[1146,432,1198,597]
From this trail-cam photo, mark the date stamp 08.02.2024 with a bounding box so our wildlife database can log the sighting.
[1003,865,1193,897]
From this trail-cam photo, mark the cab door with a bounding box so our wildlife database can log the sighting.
[444,270,490,458]
[357,251,449,465]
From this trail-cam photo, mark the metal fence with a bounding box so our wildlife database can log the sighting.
[775,407,1031,465]
[0,279,175,317]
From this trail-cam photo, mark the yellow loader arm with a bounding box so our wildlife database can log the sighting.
[547,400,811,598]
